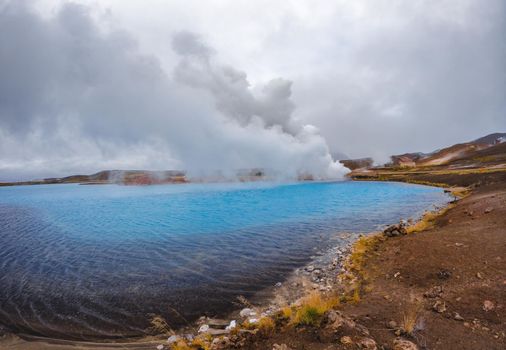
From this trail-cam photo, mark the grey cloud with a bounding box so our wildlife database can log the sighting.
[290,0,506,161]
[172,30,214,58]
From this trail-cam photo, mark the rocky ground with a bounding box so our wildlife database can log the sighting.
[335,182,506,350]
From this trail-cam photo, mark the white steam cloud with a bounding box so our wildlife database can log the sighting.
[0,1,348,181]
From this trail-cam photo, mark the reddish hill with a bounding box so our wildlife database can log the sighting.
[390,133,506,167]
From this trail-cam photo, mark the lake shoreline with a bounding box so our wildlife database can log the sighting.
[194,171,505,349]
[0,181,454,349]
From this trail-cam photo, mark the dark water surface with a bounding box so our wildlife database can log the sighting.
[0,181,448,340]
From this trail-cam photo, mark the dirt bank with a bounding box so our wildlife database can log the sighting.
[209,177,505,349]
[336,182,506,350]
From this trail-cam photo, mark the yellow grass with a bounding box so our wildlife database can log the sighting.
[345,234,382,278]
[448,187,470,198]
[351,287,361,304]
[406,203,454,234]
[292,292,340,326]
[280,306,293,319]
[406,211,438,233]
[400,297,423,335]
[257,316,276,335]
[190,336,211,350]
[171,341,193,350]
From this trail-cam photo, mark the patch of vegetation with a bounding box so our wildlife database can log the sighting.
[400,296,423,336]
[351,286,361,304]
[257,316,276,335]
[172,341,194,350]
[189,335,212,350]
[345,234,382,279]
[406,204,455,234]
[472,156,497,163]
[448,187,470,198]
[291,292,340,327]
[280,306,293,320]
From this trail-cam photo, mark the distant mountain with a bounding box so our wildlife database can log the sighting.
[0,169,277,186]
[390,133,506,167]
[0,170,187,186]
[472,132,506,145]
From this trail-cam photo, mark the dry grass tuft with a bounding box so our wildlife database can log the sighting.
[351,286,361,304]
[280,306,293,320]
[401,296,423,335]
[449,187,470,198]
[191,336,211,350]
[292,292,340,326]
[257,316,276,335]
[406,211,438,233]
[172,340,193,350]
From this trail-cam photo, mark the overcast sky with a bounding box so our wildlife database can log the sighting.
[1,0,504,180]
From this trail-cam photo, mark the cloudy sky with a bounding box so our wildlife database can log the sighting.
[0,0,504,180]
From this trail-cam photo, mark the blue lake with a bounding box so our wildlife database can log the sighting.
[0,181,448,339]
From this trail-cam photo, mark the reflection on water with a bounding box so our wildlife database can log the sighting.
[0,181,448,340]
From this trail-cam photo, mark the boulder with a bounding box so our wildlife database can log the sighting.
[325,310,345,330]
[423,285,443,298]
[240,308,254,317]
[324,310,356,330]
[386,320,398,329]
[225,320,237,330]
[453,312,464,321]
[272,344,291,350]
[393,338,418,350]
[432,300,447,313]
[167,335,181,344]
[383,222,407,237]
[207,318,230,328]
[198,324,210,333]
[210,336,231,350]
[437,269,452,280]
[483,300,495,312]
[340,336,353,344]
[356,337,377,349]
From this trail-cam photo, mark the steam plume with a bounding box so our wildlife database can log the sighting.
[0,2,348,181]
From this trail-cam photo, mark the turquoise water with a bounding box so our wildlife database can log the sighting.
[0,181,448,339]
